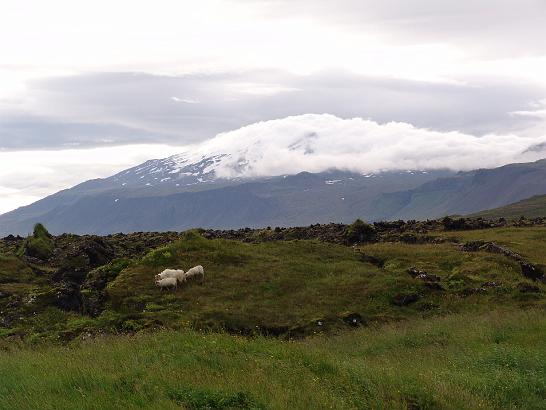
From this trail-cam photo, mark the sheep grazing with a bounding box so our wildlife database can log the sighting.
[184,265,205,283]
[155,269,185,284]
[155,276,178,291]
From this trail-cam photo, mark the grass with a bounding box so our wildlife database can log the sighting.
[471,195,546,220]
[1,226,546,408]
[2,228,545,342]
[0,309,545,409]
[434,226,546,265]
[101,231,544,337]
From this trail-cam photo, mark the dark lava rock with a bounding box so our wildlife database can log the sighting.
[407,267,424,278]
[416,273,441,282]
[3,234,22,242]
[408,267,440,283]
[358,253,385,268]
[461,240,487,252]
[393,293,420,306]
[517,283,541,293]
[461,287,487,296]
[79,237,115,268]
[341,312,364,327]
[521,262,544,281]
[54,282,82,312]
[424,282,444,291]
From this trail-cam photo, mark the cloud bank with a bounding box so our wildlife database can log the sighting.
[2,70,544,151]
[177,114,546,178]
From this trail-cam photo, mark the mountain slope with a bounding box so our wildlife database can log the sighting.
[375,159,546,220]
[2,147,545,236]
[0,168,450,235]
[469,194,546,219]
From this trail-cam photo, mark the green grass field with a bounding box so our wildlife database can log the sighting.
[1,225,545,408]
[0,309,544,409]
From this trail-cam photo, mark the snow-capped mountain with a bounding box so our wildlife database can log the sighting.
[2,113,546,236]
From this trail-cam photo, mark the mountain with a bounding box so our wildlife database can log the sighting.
[1,133,546,236]
[469,194,546,219]
[0,152,452,235]
[373,159,546,220]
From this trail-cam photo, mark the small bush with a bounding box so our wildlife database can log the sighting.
[19,223,54,260]
[23,237,54,260]
[345,219,377,244]
[33,223,52,239]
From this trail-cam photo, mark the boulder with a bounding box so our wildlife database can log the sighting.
[521,262,544,281]
[393,293,419,306]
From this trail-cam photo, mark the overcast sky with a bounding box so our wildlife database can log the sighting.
[1,0,546,213]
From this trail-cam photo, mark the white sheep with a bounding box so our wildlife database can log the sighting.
[155,269,185,284]
[155,276,178,291]
[184,265,204,283]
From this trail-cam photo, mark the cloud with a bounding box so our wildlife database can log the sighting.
[177,114,546,178]
[511,99,546,119]
[257,0,546,57]
[2,113,546,214]
[1,70,544,150]
[0,144,183,214]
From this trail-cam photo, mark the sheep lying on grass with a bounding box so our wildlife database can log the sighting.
[184,265,204,283]
[155,277,177,291]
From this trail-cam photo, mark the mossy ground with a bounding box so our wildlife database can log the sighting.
[1,227,545,342]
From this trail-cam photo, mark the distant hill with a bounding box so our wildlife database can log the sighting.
[470,194,546,219]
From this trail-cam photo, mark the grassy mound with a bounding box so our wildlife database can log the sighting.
[0,309,544,409]
[1,228,545,342]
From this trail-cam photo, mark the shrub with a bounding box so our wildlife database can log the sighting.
[345,219,377,244]
[33,223,52,239]
[441,216,468,231]
[19,223,54,260]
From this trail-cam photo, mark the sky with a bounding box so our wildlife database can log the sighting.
[1,0,546,213]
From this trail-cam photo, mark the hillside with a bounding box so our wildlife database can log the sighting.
[470,194,546,219]
[376,158,546,220]
[0,169,451,236]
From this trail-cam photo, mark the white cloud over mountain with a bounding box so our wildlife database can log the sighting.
[2,113,546,214]
[175,114,546,178]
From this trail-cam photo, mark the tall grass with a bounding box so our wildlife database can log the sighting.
[0,309,545,409]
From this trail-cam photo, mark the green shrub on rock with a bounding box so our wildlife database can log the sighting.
[344,219,377,244]
[20,223,54,260]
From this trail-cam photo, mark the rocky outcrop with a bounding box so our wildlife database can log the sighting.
[461,241,545,281]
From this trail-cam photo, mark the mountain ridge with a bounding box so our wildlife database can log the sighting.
[2,150,546,236]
